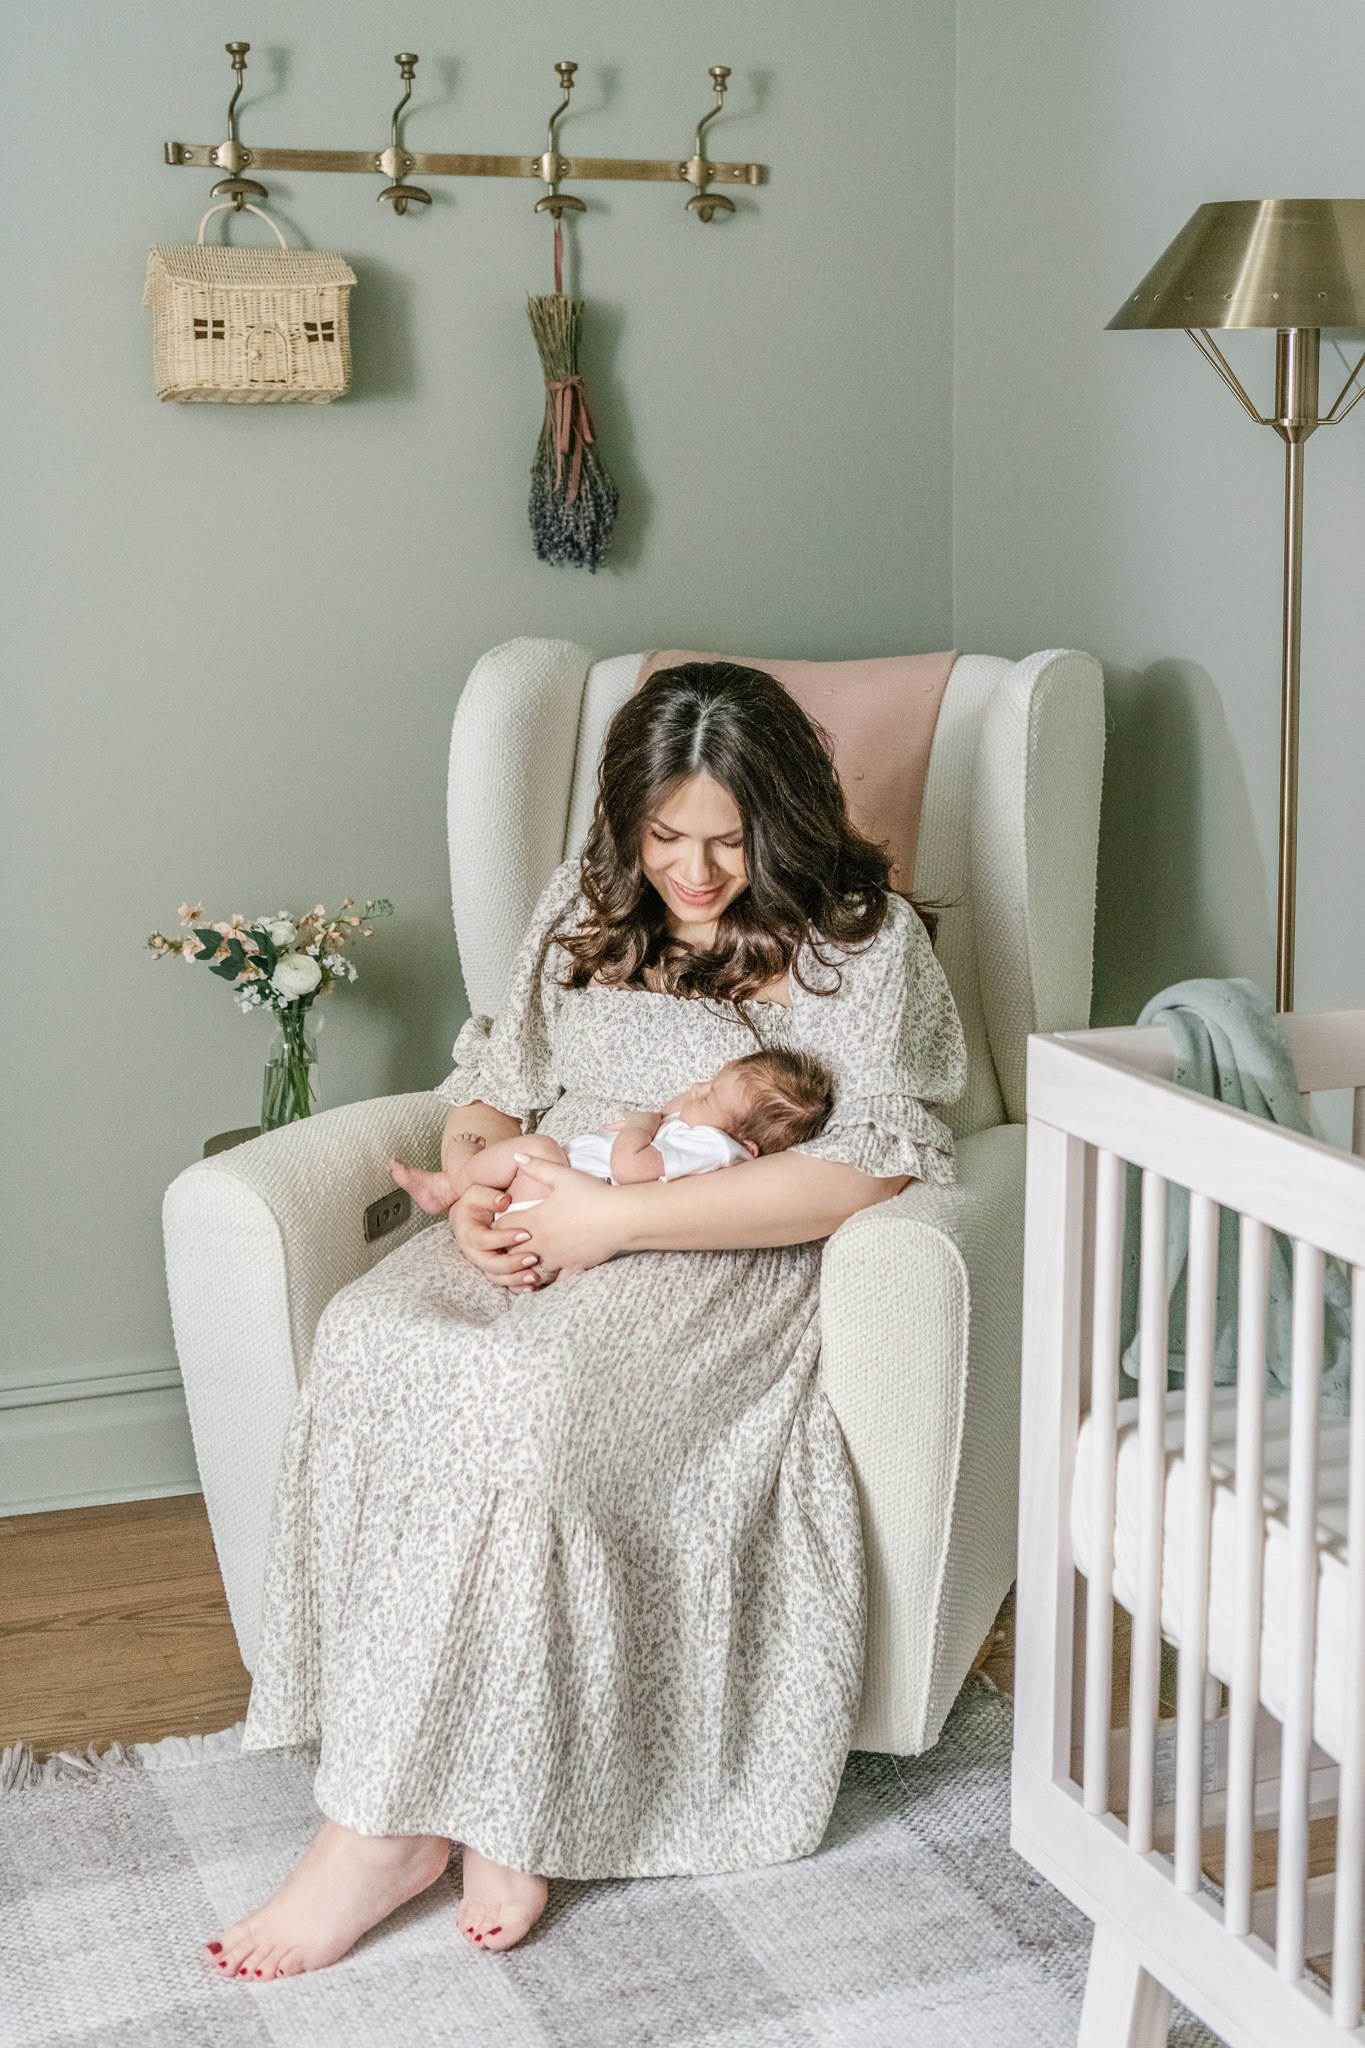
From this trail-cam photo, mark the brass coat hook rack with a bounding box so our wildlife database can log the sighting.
[164,47,766,215]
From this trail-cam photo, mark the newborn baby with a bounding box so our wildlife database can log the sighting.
[496,1046,834,1214]
[392,1048,834,1259]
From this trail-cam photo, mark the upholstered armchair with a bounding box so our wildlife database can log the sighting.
[163,637,1104,1757]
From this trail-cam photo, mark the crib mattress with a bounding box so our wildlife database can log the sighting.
[1071,1390,1354,1766]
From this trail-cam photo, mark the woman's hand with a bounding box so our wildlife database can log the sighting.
[449,1182,547,1290]
[504,1153,630,1276]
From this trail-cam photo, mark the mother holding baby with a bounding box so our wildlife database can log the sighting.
[206,661,967,1982]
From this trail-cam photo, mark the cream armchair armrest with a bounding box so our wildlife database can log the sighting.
[818,1122,1027,1754]
[162,1091,448,1671]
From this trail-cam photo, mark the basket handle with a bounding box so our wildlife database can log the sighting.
[197,202,290,251]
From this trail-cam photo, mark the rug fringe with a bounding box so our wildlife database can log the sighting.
[0,1720,246,1794]
[1,1675,1010,1797]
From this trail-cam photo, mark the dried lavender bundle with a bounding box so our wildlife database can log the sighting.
[527,291,619,572]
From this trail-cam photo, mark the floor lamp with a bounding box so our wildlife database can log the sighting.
[1108,198,1365,1012]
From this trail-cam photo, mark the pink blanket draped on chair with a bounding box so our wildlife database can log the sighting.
[635,648,959,896]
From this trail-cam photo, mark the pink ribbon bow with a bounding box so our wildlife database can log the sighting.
[545,373,598,504]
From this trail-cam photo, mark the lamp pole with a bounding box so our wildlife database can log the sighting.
[1272,325,1319,1013]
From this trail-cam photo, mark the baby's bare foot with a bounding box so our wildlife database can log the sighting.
[387,1156,456,1216]
[202,1818,450,1980]
[457,1843,549,1952]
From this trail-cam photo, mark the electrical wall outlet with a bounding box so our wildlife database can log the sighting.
[363,1188,411,1244]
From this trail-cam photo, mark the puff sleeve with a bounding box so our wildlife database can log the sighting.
[786,895,967,1187]
[433,857,581,1133]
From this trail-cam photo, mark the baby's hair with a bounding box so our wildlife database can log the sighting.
[727,1048,835,1156]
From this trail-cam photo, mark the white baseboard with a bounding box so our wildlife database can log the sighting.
[0,1357,202,1514]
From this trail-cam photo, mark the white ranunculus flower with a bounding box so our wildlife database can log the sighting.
[271,951,323,999]
[261,913,297,947]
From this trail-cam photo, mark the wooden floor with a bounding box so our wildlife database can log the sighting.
[0,1494,253,1755]
[2,1492,1014,1760]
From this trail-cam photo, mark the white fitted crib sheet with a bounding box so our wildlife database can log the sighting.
[1072,1390,1354,1765]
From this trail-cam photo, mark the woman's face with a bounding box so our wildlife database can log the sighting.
[640,772,748,932]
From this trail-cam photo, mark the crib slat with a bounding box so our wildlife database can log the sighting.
[1175,1191,1218,1892]
[1276,1238,1325,1982]
[1015,1120,1089,1787]
[1353,1087,1365,1158]
[1224,1215,1270,1939]
[1084,1149,1125,1816]
[1331,1264,1365,2026]
[1129,1168,1169,1855]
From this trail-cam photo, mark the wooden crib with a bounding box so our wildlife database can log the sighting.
[1012,1012,1365,2047]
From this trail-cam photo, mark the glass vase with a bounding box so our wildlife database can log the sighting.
[261,1004,321,1130]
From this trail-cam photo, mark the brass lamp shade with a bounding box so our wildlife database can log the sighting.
[1108,198,1365,331]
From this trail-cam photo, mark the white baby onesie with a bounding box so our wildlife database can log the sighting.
[497,1115,749,1217]
[569,1115,749,1184]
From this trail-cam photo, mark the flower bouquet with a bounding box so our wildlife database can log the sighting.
[148,896,394,1129]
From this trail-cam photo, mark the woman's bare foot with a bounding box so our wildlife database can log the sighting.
[202,1818,450,1980]
[456,1843,549,1952]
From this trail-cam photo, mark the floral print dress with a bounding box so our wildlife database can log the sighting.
[239,855,966,1878]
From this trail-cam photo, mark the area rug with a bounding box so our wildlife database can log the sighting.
[0,1681,1219,2048]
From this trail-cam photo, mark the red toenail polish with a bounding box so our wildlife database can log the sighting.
[238,1966,247,1975]
[207,1942,222,1953]
[489,1926,502,1935]
[255,1969,262,1976]
[217,1960,227,1968]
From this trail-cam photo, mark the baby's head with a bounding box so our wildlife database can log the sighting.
[668,1049,835,1158]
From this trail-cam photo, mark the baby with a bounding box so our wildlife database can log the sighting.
[393,1048,834,1254]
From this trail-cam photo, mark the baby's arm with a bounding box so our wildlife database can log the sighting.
[605,1110,668,1185]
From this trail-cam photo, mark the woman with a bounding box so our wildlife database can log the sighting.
[204,662,967,1981]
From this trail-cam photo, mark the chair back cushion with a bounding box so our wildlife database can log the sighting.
[449,639,1104,1132]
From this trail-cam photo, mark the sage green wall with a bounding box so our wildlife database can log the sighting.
[953,0,1365,1026]
[1,2,956,1504]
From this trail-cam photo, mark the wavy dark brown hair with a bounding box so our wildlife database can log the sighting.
[537,661,919,1034]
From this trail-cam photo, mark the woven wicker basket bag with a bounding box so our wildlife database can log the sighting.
[144,203,357,405]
